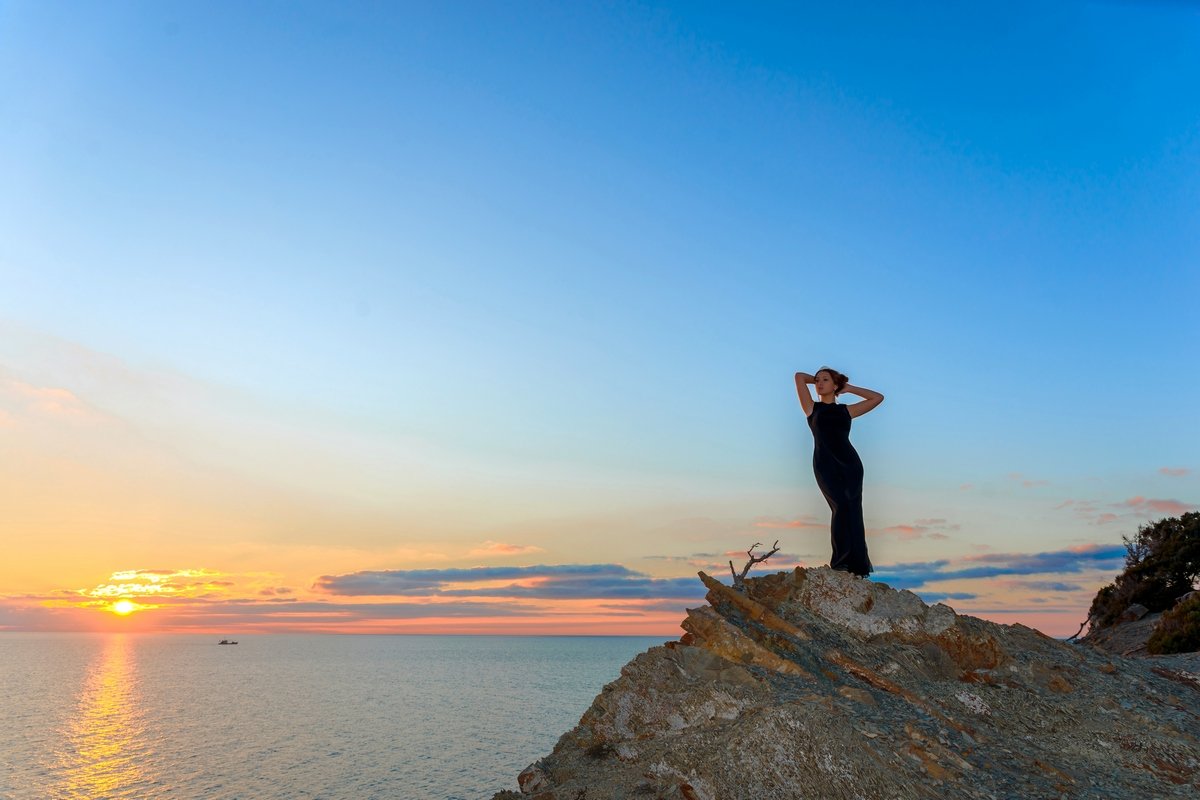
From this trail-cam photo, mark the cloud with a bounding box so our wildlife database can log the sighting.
[1,582,551,632]
[595,599,696,614]
[440,578,701,600]
[0,377,105,424]
[881,524,918,537]
[467,540,545,556]
[1007,472,1049,488]
[80,568,225,598]
[11,557,713,633]
[874,518,960,541]
[1116,497,1195,516]
[315,563,705,600]
[917,592,977,604]
[646,551,810,575]
[68,568,311,614]
[753,516,823,529]
[1159,467,1191,477]
[871,543,1126,590]
[1020,581,1084,593]
[160,599,544,621]
[1056,495,1195,526]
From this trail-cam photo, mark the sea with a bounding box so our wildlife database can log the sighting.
[0,633,664,800]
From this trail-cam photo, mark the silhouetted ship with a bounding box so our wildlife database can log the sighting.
[217,639,239,645]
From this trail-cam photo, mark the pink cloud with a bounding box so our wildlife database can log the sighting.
[874,517,958,541]
[1065,543,1117,555]
[467,540,545,556]
[880,524,921,540]
[1116,497,1196,515]
[1159,467,1191,477]
[1056,495,1194,525]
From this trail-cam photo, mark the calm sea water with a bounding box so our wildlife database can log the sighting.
[0,633,663,800]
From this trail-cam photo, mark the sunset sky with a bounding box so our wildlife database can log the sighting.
[2,2,1197,637]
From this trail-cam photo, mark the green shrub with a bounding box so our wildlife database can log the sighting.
[1088,512,1200,630]
[1147,592,1200,655]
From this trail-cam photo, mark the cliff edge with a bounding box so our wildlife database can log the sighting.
[492,566,1200,800]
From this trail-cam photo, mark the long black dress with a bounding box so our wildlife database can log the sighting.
[807,401,872,577]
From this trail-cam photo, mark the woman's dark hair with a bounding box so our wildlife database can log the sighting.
[816,366,849,396]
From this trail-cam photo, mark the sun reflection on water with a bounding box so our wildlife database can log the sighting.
[54,635,154,799]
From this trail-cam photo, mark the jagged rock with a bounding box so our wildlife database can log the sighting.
[491,566,1200,800]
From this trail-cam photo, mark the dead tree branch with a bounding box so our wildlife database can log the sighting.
[1065,615,1093,642]
[729,540,780,592]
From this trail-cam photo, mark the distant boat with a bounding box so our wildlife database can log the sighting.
[217,639,239,645]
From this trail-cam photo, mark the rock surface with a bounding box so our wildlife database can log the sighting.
[491,567,1200,800]
[1079,605,1163,657]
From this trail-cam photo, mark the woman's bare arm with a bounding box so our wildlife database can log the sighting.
[843,383,884,418]
[795,372,816,416]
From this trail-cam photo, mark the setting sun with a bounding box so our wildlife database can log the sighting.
[111,600,137,616]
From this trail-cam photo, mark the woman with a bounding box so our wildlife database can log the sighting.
[794,367,884,577]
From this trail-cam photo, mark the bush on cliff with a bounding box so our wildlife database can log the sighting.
[1088,511,1200,630]
[1147,592,1200,655]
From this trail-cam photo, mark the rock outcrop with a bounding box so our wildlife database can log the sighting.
[1082,592,1200,657]
[1079,603,1163,657]
[492,567,1200,800]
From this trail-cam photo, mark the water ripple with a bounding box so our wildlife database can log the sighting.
[0,634,659,799]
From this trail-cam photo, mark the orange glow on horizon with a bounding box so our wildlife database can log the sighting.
[6,563,1107,639]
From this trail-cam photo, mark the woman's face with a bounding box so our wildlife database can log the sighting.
[814,370,837,397]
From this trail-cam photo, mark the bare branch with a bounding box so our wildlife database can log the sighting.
[1065,616,1092,642]
[730,540,780,592]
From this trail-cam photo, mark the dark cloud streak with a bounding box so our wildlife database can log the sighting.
[872,544,1125,589]
[316,564,705,600]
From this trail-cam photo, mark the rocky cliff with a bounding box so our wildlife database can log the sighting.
[492,567,1200,800]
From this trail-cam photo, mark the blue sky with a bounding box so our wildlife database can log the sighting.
[1,1,1196,635]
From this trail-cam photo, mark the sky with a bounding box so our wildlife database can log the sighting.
[1,1,1197,637]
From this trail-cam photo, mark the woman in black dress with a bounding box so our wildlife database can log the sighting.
[794,367,884,577]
